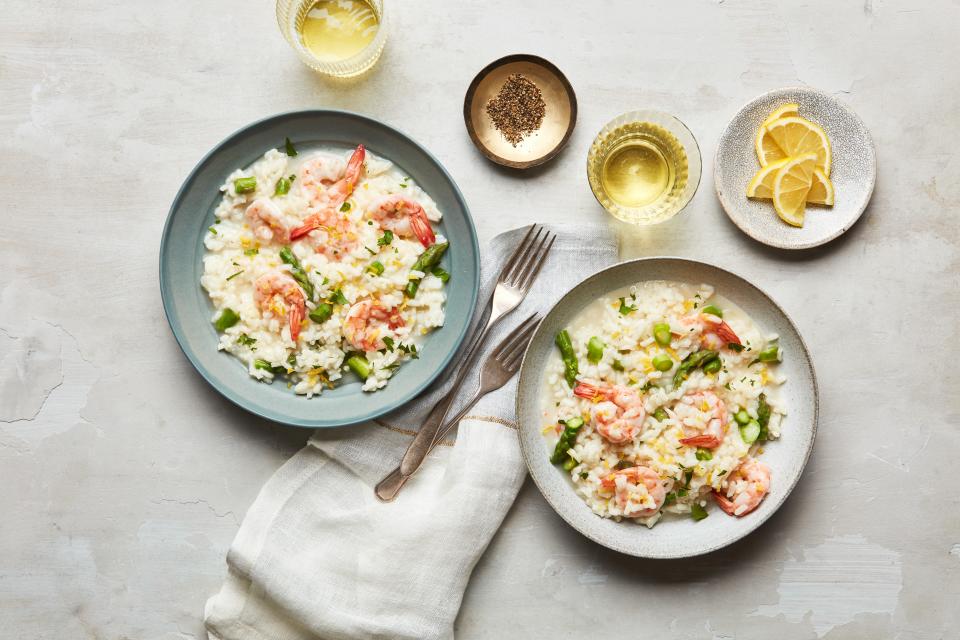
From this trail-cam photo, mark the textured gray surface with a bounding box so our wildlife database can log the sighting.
[1,0,958,638]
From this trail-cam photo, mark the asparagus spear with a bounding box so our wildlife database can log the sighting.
[404,242,449,298]
[549,417,585,465]
[278,246,315,300]
[555,329,578,388]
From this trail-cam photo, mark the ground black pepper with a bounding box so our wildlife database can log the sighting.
[485,73,546,146]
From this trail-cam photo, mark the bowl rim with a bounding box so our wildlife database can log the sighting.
[159,108,480,427]
[462,53,578,170]
[714,85,877,250]
[515,256,819,557]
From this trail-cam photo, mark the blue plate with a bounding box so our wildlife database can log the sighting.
[160,110,480,428]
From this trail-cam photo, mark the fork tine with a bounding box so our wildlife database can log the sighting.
[517,230,555,292]
[504,226,544,285]
[501,319,539,370]
[495,313,540,363]
[502,331,534,369]
[497,224,537,283]
[492,312,539,358]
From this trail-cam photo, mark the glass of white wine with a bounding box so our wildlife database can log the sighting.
[276,0,387,78]
[587,111,702,225]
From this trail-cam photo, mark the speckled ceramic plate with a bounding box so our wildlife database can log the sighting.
[160,110,479,428]
[516,258,818,558]
[715,87,876,250]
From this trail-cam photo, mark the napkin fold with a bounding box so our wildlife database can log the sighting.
[205,224,619,640]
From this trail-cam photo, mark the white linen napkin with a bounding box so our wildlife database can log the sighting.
[204,224,618,640]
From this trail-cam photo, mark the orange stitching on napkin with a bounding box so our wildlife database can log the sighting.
[374,420,454,446]
[374,415,517,445]
[463,415,518,430]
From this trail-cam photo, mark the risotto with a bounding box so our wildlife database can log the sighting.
[542,280,786,527]
[201,142,449,396]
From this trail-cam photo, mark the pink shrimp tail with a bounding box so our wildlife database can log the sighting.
[410,212,436,247]
[712,490,738,516]
[346,144,365,178]
[573,382,607,401]
[290,212,323,241]
[680,434,723,448]
[714,320,741,346]
[288,301,305,342]
[329,144,365,209]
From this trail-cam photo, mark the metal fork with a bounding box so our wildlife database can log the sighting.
[374,313,540,500]
[378,225,554,496]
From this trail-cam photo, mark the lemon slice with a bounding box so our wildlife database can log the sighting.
[773,153,817,227]
[766,117,832,176]
[762,103,800,127]
[754,104,800,166]
[755,126,788,167]
[806,167,834,206]
[747,157,791,199]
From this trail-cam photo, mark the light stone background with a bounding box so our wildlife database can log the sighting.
[2,0,958,638]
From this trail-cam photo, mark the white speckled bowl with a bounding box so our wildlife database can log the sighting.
[516,258,818,558]
[715,87,876,250]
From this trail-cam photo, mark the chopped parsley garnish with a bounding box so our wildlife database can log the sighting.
[226,270,244,281]
[237,333,257,348]
[244,247,259,257]
[340,201,351,212]
[284,137,297,157]
[728,342,745,352]
[382,336,395,352]
[695,448,713,461]
[208,226,218,235]
[691,504,709,521]
[618,297,637,315]
[377,230,394,246]
[611,359,625,372]
[398,343,419,359]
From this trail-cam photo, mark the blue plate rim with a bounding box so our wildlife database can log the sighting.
[159,109,480,428]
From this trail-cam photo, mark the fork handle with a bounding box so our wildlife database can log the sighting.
[397,313,500,476]
[374,387,485,501]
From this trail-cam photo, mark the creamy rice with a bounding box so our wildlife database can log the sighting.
[541,280,786,527]
[201,144,447,396]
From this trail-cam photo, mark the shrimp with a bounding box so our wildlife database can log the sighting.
[253,271,306,342]
[343,299,404,352]
[573,381,646,444]
[675,390,728,448]
[291,145,365,241]
[367,195,436,248]
[700,313,742,349]
[713,458,771,517]
[600,466,672,518]
[299,144,366,208]
[289,205,358,259]
[245,199,289,244]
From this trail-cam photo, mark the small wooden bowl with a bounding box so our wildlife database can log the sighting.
[464,54,577,170]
